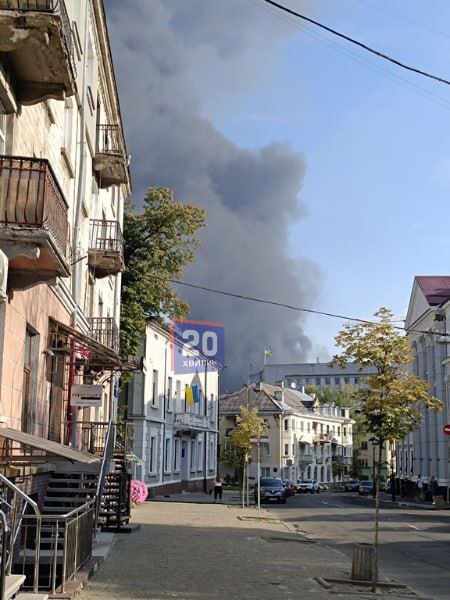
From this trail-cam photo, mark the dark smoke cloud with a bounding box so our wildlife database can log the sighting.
[106,0,321,388]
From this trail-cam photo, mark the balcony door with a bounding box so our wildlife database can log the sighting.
[21,327,38,434]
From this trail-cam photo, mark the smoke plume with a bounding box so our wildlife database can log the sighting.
[106,0,321,388]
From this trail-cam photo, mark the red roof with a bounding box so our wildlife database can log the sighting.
[416,276,450,306]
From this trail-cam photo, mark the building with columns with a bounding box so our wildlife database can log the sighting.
[397,276,450,493]
[219,383,353,484]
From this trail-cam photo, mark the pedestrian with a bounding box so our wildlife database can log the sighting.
[213,474,223,502]
[429,475,438,504]
[417,475,424,502]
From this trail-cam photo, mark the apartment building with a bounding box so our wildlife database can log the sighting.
[0,2,133,594]
[125,320,219,496]
[397,276,450,493]
[253,362,375,389]
[219,383,353,484]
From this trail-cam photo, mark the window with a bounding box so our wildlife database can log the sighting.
[284,444,289,456]
[361,441,368,450]
[307,422,311,432]
[197,439,203,470]
[325,377,330,385]
[0,100,7,154]
[300,421,304,431]
[262,467,271,477]
[315,378,320,386]
[209,439,215,470]
[173,439,180,472]
[334,377,340,385]
[166,377,173,412]
[344,377,349,384]
[284,420,288,431]
[164,438,171,472]
[343,428,347,436]
[61,97,74,165]
[190,440,196,471]
[152,370,158,406]
[175,380,181,413]
[337,427,341,436]
[149,436,157,474]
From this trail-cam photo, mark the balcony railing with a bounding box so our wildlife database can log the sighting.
[94,125,128,188]
[174,413,209,431]
[88,317,120,354]
[88,219,124,277]
[0,1,76,104]
[0,157,70,287]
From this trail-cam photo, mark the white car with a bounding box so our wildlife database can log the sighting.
[297,479,320,494]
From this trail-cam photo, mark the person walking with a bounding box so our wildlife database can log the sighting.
[213,474,223,502]
[429,475,438,504]
[417,475,424,502]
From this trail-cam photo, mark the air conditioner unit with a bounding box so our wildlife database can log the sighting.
[0,250,8,295]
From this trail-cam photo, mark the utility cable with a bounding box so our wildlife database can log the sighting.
[168,277,449,339]
[261,0,450,86]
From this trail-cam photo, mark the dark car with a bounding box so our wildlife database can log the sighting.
[254,477,287,504]
[344,480,360,492]
[358,481,374,496]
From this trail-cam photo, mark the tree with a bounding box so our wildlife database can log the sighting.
[120,187,206,357]
[332,460,343,485]
[332,307,442,591]
[221,407,267,492]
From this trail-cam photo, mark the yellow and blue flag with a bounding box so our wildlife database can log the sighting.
[185,386,194,406]
[192,384,200,404]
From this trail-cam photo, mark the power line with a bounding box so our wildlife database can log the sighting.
[168,278,448,338]
[261,0,450,86]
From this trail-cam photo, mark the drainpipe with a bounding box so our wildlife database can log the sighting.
[72,1,90,306]
[161,344,167,487]
[203,361,208,493]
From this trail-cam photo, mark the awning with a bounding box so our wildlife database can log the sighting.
[0,427,101,465]
[50,319,123,370]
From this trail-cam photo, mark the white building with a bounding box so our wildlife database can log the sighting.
[125,320,220,496]
[219,383,353,484]
[397,276,450,492]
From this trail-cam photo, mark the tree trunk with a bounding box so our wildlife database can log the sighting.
[371,441,383,592]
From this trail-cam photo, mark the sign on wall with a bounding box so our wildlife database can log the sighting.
[171,318,225,375]
[71,385,103,408]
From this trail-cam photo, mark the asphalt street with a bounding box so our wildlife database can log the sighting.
[270,490,450,600]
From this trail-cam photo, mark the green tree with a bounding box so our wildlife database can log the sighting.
[221,407,267,487]
[332,460,343,485]
[332,307,442,591]
[120,187,206,357]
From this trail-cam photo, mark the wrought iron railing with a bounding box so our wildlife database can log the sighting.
[70,421,110,456]
[0,509,8,600]
[0,1,76,78]
[89,219,123,254]
[88,317,120,354]
[115,421,134,458]
[0,156,69,261]
[94,421,115,533]
[96,125,126,157]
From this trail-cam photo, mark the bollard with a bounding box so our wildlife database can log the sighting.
[351,543,376,582]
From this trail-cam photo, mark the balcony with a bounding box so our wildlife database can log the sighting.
[0,156,70,289]
[88,219,124,277]
[313,433,332,444]
[0,0,76,105]
[173,413,209,432]
[88,317,120,354]
[93,125,128,188]
[298,454,314,465]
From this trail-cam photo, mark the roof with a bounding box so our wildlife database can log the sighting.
[0,428,101,465]
[219,383,309,415]
[415,276,450,306]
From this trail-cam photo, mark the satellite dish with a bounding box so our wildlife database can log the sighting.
[290,381,297,389]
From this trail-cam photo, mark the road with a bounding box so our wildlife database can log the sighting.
[270,490,450,599]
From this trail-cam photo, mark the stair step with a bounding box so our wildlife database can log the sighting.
[4,574,26,600]
[48,478,97,485]
[42,506,83,513]
[44,496,89,503]
[46,487,94,494]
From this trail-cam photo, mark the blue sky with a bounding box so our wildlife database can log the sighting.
[187,0,450,359]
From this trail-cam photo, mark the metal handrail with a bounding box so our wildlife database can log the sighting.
[94,421,115,533]
[0,510,8,600]
[0,473,41,593]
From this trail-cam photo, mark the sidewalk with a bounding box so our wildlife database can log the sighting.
[152,489,242,505]
[78,501,355,599]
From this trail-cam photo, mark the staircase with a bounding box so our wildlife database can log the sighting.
[99,451,131,531]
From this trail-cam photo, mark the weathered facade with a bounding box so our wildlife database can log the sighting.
[219,383,353,484]
[0,2,133,595]
[126,320,219,496]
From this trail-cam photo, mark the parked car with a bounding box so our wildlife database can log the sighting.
[344,480,360,492]
[358,481,374,496]
[282,480,297,496]
[254,477,287,504]
[297,479,320,494]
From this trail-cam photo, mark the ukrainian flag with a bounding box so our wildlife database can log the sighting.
[192,385,200,404]
[185,386,194,406]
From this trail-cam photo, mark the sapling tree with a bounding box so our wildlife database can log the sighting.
[331,308,442,591]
